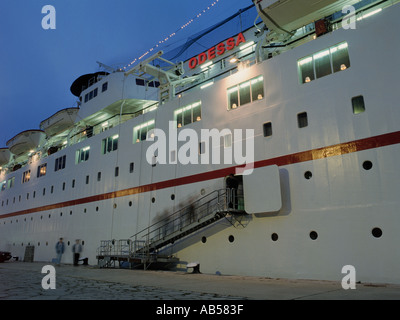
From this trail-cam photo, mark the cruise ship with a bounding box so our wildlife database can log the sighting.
[1,0,400,284]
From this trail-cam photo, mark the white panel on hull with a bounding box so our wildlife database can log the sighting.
[243,165,282,213]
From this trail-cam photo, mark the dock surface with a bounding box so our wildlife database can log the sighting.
[1,261,400,300]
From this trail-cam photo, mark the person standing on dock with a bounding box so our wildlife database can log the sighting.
[55,238,65,266]
[72,239,82,266]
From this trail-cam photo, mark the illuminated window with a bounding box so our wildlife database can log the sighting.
[298,42,350,84]
[102,134,119,153]
[133,120,155,143]
[22,170,31,183]
[227,76,264,110]
[37,163,47,178]
[174,102,202,128]
[76,146,90,164]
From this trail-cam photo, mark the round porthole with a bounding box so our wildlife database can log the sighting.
[304,171,312,180]
[309,231,318,240]
[228,235,235,243]
[363,161,373,170]
[201,236,207,243]
[271,233,278,241]
[372,227,382,238]
[171,194,175,200]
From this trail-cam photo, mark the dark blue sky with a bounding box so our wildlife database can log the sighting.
[0,0,252,146]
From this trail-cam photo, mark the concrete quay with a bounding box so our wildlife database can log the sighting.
[1,261,400,300]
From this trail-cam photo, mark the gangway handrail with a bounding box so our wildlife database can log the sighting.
[129,188,244,256]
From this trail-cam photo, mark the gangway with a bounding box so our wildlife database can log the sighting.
[96,188,246,269]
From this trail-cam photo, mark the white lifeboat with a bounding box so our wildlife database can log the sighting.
[253,0,359,38]
[6,130,46,157]
[40,107,79,137]
[0,148,11,167]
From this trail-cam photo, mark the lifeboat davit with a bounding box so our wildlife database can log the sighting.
[40,107,79,137]
[6,130,46,157]
[0,148,11,167]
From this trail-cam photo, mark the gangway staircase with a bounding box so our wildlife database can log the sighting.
[96,188,246,270]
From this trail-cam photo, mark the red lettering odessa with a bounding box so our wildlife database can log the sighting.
[226,38,235,51]
[208,47,216,60]
[216,42,225,56]
[236,33,246,46]
[189,57,198,69]
[198,52,207,65]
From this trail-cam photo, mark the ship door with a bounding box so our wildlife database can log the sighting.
[225,174,244,211]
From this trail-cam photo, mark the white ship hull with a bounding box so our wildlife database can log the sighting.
[1,1,400,284]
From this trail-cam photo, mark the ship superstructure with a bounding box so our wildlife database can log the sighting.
[1,0,400,284]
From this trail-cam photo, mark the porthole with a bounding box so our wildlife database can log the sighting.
[271,233,278,241]
[309,231,318,240]
[171,194,175,201]
[304,171,312,180]
[60,212,63,217]
[201,236,207,243]
[151,197,156,203]
[363,161,373,170]
[70,210,72,215]
[372,227,382,238]
[228,235,235,243]
[128,201,132,207]
[96,206,99,211]
[113,203,117,209]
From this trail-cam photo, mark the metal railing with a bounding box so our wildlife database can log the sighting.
[129,188,243,255]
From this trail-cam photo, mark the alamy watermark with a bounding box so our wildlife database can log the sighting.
[41,265,56,289]
[145,122,255,175]
[341,265,356,290]
[41,5,56,30]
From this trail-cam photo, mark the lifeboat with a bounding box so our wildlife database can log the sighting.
[40,107,79,137]
[253,0,359,37]
[6,130,46,157]
[0,148,11,167]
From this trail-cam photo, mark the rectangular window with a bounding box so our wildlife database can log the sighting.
[55,155,66,171]
[227,76,264,110]
[86,175,89,184]
[174,102,202,128]
[263,122,273,137]
[102,134,119,154]
[352,95,365,114]
[297,112,308,128]
[314,49,332,79]
[22,170,31,183]
[72,179,75,188]
[76,146,90,164]
[298,42,350,84]
[133,120,155,143]
[0,181,6,191]
[7,177,15,189]
[115,167,119,177]
[37,163,47,177]
[224,133,232,148]
[129,163,134,173]
[199,142,206,154]
[97,172,102,181]
[102,82,108,92]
